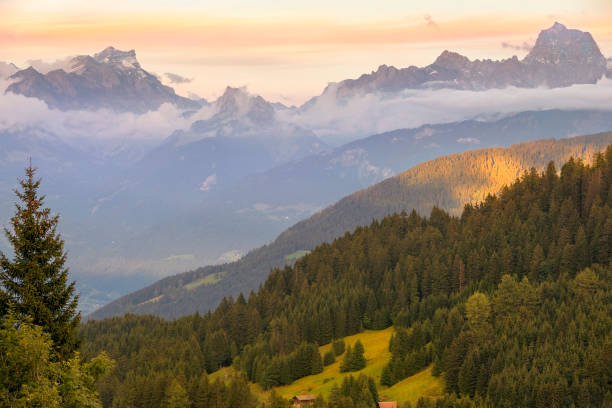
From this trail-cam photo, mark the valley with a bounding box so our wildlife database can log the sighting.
[1,12,611,408]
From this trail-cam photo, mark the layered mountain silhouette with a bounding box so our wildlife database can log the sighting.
[306,23,609,104]
[5,47,201,113]
[88,117,612,320]
[2,22,612,315]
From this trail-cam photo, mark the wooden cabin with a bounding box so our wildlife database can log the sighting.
[378,402,398,408]
[292,394,316,406]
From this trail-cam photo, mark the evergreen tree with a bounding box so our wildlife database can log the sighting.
[340,345,353,373]
[163,378,190,408]
[351,340,366,371]
[332,339,345,356]
[323,350,335,366]
[0,164,79,359]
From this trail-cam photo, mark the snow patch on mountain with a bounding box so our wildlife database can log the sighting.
[199,173,217,191]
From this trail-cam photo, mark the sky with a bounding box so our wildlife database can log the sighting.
[2,0,612,105]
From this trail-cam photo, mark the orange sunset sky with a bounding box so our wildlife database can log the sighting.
[2,0,611,105]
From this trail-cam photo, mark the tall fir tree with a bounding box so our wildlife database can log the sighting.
[0,164,79,358]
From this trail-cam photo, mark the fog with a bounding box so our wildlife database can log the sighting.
[281,79,612,145]
[0,80,192,148]
[2,78,612,150]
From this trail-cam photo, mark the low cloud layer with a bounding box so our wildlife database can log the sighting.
[165,72,193,84]
[2,78,612,151]
[0,79,192,146]
[27,57,75,74]
[281,79,612,145]
[501,41,533,52]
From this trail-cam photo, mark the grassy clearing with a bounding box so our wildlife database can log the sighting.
[183,272,226,290]
[284,250,311,261]
[275,327,394,399]
[382,365,444,405]
[209,327,443,405]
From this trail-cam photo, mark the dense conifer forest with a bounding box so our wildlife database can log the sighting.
[81,147,612,407]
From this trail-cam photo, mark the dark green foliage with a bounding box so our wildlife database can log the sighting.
[332,339,346,357]
[83,147,612,406]
[340,345,352,373]
[340,340,367,373]
[323,350,336,366]
[325,374,378,408]
[265,390,289,408]
[332,339,346,356]
[0,165,79,359]
[382,322,433,386]
[0,313,113,407]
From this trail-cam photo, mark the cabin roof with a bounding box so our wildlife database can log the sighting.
[293,394,316,401]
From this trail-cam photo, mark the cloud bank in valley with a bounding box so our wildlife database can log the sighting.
[0,80,193,145]
[281,79,612,145]
[2,78,612,150]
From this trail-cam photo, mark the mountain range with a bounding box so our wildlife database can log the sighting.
[89,129,612,319]
[307,22,611,104]
[1,22,612,315]
[79,108,612,315]
[5,47,201,113]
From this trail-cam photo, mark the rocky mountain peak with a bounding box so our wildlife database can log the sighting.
[525,22,605,66]
[6,47,200,113]
[214,86,275,125]
[93,46,141,70]
[10,66,41,79]
[216,86,249,115]
[433,50,472,70]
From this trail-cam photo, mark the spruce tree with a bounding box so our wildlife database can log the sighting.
[0,164,79,358]
[351,340,366,371]
[340,345,352,373]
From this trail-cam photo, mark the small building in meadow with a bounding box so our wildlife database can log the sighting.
[378,402,398,408]
[292,394,316,406]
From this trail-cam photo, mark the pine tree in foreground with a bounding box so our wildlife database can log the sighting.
[0,163,79,358]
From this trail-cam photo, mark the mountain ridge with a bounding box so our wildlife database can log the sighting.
[88,127,612,320]
[305,22,608,105]
[5,46,200,113]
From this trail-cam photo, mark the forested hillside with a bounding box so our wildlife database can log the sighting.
[81,146,612,407]
[90,131,612,319]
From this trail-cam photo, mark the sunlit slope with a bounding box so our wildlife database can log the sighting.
[210,327,443,405]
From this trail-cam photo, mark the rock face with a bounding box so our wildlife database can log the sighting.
[523,22,607,87]
[6,47,200,113]
[319,23,608,101]
[193,86,277,132]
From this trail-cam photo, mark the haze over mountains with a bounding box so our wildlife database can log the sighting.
[1,22,612,314]
[89,130,612,319]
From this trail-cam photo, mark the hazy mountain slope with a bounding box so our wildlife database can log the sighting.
[109,109,612,278]
[0,61,18,79]
[89,130,612,320]
[5,47,200,113]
